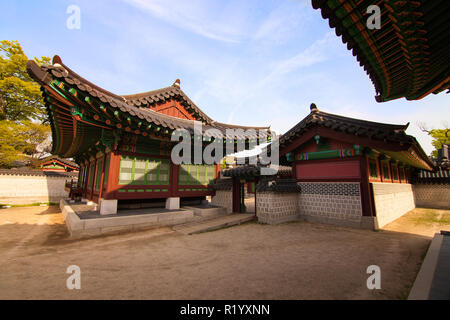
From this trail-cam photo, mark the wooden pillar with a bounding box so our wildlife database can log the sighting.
[77,167,83,187]
[215,164,221,179]
[97,153,107,204]
[360,156,375,217]
[89,159,97,201]
[83,161,90,199]
[104,151,121,200]
[292,162,297,180]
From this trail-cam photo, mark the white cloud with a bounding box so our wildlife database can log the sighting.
[253,1,310,44]
[122,0,245,43]
[257,32,338,89]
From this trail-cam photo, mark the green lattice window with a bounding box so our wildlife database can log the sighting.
[134,158,147,184]
[119,156,170,185]
[95,159,103,191]
[119,156,134,184]
[369,159,378,179]
[179,164,215,186]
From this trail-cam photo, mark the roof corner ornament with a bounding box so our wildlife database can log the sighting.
[310,103,319,112]
[173,79,181,88]
[52,55,63,65]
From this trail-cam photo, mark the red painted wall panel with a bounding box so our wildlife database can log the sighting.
[296,160,361,180]
[150,100,196,120]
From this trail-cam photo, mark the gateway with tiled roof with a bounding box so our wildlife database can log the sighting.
[40,156,79,172]
[27,56,270,215]
[312,0,449,102]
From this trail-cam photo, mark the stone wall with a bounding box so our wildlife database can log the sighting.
[372,182,415,228]
[413,184,450,209]
[256,192,299,224]
[211,190,233,213]
[297,182,364,228]
[0,174,71,205]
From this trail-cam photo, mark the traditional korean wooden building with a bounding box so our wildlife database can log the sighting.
[277,103,434,227]
[312,0,450,102]
[27,56,270,214]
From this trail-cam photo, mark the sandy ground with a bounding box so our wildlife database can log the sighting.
[382,208,450,238]
[0,206,447,300]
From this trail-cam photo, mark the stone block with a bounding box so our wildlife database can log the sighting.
[101,225,133,234]
[166,197,180,210]
[100,199,118,215]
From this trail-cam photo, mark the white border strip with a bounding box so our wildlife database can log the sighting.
[408,233,444,300]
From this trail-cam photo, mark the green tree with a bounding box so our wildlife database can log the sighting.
[0,40,51,168]
[418,122,450,158]
[0,120,50,168]
[0,40,51,122]
[428,129,450,158]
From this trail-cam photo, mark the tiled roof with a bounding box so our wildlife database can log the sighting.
[414,169,450,184]
[222,165,292,178]
[27,56,269,141]
[312,0,450,102]
[279,103,412,148]
[122,82,214,124]
[0,169,78,178]
[39,155,79,169]
[256,178,301,193]
[211,178,233,191]
[277,104,434,170]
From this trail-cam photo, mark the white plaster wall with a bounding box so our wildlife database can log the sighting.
[0,175,70,204]
[372,182,415,228]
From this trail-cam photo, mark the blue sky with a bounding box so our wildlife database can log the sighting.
[1,0,448,154]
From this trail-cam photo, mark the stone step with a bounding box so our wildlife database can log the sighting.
[173,213,255,235]
[183,205,227,218]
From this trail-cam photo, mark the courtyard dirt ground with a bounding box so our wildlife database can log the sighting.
[0,205,449,300]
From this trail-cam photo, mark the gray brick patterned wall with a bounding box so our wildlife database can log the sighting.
[413,184,450,209]
[211,190,233,213]
[213,181,423,230]
[297,182,363,227]
[372,182,415,228]
[299,182,360,196]
[256,192,299,224]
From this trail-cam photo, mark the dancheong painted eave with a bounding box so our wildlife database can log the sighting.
[26,56,271,158]
[277,103,434,171]
[312,0,450,102]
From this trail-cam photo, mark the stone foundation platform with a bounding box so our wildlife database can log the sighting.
[60,199,196,238]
